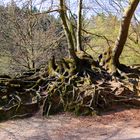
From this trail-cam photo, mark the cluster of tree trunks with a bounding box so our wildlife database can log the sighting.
[59,0,139,73]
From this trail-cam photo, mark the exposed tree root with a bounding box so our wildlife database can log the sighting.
[0,56,140,121]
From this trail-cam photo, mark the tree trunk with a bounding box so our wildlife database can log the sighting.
[59,0,78,62]
[113,0,139,68]
[77,0,83,51]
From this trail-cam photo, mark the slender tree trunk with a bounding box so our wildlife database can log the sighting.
[77,0,83,51]
[113,0,139,68]
[59,0,78,62]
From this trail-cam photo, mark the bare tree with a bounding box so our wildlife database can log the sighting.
[0,0,64,73]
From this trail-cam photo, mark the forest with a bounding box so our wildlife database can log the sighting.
[0,0,140,121]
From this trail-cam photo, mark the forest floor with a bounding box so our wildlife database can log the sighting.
[0,107,140,140]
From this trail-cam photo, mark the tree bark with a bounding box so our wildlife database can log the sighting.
[113,0,139,68]
[59,0,78,62]
[77,0,83,51]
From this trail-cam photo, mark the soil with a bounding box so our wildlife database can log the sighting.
[0,108,140,140]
